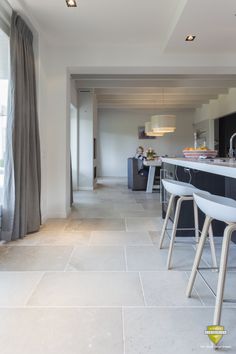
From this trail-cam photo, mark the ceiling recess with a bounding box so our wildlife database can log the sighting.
[185,35,196,42]
[66,0,77,8]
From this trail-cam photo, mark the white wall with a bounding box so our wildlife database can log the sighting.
[78,92,94,189]
[70,104,78,189]
[98,109,194,177]
[78,91,98,190]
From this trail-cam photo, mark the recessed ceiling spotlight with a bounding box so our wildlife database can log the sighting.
[66,0,77,7]
[185,35,196,42]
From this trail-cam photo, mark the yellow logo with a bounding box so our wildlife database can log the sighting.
[205,325,226,345]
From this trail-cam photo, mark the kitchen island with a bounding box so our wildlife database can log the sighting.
[161,157,236,241]
[162,157,236,178]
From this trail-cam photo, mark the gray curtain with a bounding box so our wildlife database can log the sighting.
[1,11,41,242]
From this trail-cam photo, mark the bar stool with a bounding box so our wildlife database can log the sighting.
[186,192,236,326]
[159,179,217,270]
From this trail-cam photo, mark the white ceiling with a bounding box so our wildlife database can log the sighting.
[166,0,236,53]
[73,74,236,110]
[15,0,180,47]
[14,0,236,53]
[12,0,236,110]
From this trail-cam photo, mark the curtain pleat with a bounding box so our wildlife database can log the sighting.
[1,11,41,241]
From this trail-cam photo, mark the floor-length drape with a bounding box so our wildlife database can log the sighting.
[1,11,41,241]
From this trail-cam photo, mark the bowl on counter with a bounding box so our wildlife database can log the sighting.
[183,149,218,159]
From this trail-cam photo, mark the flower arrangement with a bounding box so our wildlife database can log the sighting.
[146,148,156,160]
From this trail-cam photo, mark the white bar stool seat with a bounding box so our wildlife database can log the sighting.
[159,179,217,270]
[162,179,198,196]
[186,192,236,326]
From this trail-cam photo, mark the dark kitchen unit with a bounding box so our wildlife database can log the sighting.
[161,160,236,242]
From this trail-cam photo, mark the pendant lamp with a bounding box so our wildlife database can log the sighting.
[151,115,176,133]
[145,122,164,137]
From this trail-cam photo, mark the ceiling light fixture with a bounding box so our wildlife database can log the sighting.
[145,122,164,137]
[186,35,196,42]
[149,89,176,134]
[66,0,77,7]
[151,115,176,133]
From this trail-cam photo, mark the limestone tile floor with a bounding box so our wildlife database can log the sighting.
[0,177,236,353]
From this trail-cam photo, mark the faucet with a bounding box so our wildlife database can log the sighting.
[229,132,236,159]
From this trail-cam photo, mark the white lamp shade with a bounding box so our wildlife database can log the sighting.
[145,122,164,137]
[151,115,176,133]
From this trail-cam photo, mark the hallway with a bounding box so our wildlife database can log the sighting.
[0,178,236,353]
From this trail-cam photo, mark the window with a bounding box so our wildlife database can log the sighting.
[0,28,9,203]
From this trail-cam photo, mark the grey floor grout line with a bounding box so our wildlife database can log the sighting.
[122,307,126,354]
[0,269,212,273]
[124,217,128,232]
[63,246,77,271]
[0,305,220,309]
[138,272,147,307]
[184,271,205,307]
[23,272,45,307]
[124,246,128,271]
[87,231,92,246]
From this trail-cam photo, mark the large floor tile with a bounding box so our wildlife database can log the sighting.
[0,272,43,306]
[69,207,119,219]
[0,308,123,354]
[201,242,236,268]
[120,210,161,218]
[11,231,91,246]
[90,231,152,245]
[188,269,236,307]
[3,178,236,352]
[126,245,204,271]
[125,217,163,231]
[0,246,73,271]
[41,219,68,231]
[140,271,202,306]
[124,307,236,353]
[66,246,126,271]
[65,218,125,231]
[149,231,161,245]
[27,271,144,306]
[140,201,162,211]
[113,203,145,212]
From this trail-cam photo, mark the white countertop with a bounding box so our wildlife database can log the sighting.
[162,157,236,179]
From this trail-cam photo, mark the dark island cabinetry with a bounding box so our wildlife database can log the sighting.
[162,162,236,242]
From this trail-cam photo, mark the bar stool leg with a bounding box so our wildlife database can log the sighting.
[213,224,235,325]
[167,197,183,270]
[186,216,212,297]
[159,194,175,249]
[193,200,199,243]
[208,224,217,269]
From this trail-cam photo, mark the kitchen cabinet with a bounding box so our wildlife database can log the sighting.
[162,159,236,241]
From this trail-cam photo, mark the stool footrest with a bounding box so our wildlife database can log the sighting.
[197,268,236,304]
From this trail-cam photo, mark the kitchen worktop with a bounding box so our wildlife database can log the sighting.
[162,157,236,178]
